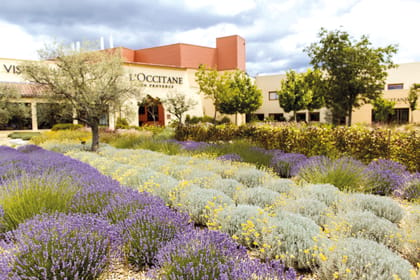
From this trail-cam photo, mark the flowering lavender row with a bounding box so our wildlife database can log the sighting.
[0,145,299,279]
[169,139,418,200]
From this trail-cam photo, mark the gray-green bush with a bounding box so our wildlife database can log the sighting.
[317,238,415,280]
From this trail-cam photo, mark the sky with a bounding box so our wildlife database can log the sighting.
[1,0,419,76]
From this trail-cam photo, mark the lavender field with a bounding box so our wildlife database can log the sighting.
[0,145,299,279]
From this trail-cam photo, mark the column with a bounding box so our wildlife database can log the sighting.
[31,102,38,131]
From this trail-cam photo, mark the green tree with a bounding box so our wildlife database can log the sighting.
[277,69,324,121]
[218,70,262,124]
[372,97,395,124]
[304,28,398,126]
[20,43,142,151]
[163,91,197,125]
[195,64,230,120]
[408,83,419,123]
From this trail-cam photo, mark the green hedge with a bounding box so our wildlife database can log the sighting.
[175,123,419,172]
[51,123,83,131]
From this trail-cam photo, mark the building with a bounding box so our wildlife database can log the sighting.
[254,62,420,124]
[253,74,330,123]
[0,35,246,131]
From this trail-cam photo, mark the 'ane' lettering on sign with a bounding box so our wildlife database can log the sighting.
[129,73,183,85]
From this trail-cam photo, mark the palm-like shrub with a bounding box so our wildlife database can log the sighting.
[0,172,80,232]
[0,213,119,280]
[296,156,366,192]
[317,238,415,280]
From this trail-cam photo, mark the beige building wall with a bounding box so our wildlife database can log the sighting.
[256,62,420,125]
[254,74,329,123]
[352,62,420,124]
[1,57,247,130]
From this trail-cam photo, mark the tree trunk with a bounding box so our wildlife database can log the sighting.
[91,122,100,152]
[347,106,352,126]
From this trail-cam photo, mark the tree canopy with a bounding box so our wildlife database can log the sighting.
[277,68,324,121]
[304,28,398,125]
[218,70,262,124]
[20,43,143,151]
[195,66,262,124]
[195,64,230,120]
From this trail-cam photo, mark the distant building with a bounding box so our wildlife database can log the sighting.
[254,62,420,125]
[0,35,246,130]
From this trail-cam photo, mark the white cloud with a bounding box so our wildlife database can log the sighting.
[0,21,49,60]
[182,0,257,16]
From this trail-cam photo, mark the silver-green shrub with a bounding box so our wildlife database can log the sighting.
[262,210,324,270]
[399,204,420,266]
[349,193,404,223]
[209,178,245,199]
[212,204,267,246]
[235,187,281,208]
[263,178,295,194]
[231,167,271,187]
[299,184,341,207]
[339,211,401,250]
[316,238,416,280]
[282,198,329,227]
[176,186,234,225]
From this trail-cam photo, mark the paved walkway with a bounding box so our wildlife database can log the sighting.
[0,130,30,147]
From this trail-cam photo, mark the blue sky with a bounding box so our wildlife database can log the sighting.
[1,0,419,76]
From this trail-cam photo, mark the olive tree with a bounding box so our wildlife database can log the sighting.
[20,43,142,151]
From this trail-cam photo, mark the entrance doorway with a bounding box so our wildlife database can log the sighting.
[138,95,165,126]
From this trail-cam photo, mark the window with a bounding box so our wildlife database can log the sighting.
[268,113,285,121]
[309,112,320,122]
[392,108,409,124]
[268,91,279,100]
[296,113,306,122]
[387,83,403,90]
[247,113,264,122]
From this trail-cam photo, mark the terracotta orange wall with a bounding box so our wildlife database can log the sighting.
[134,44,181,66]
[216,35,246,71]
[179,45,217,69]
[120,35,245,71]
[119,48,135,62]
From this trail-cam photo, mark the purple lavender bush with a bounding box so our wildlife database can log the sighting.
[216,153,243,162]
[100,187,172,224]
[363,159,409,195]
[152,228,299,280]
[0,213,120,280]
[270,152,308,178]
[120,204,192,269]
[400,172,420,201]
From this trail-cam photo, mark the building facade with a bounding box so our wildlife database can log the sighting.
[0,35,246,131]
[254,62,420,125]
